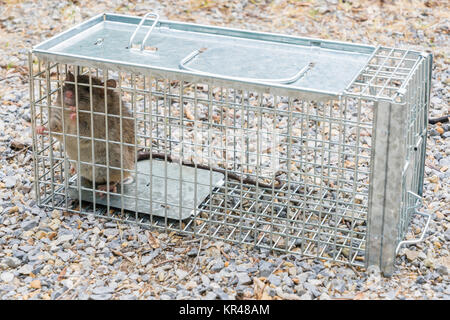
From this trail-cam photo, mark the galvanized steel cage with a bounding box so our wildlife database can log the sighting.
[29,13,432,275]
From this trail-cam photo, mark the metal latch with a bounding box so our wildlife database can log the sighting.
[126,12,160,52]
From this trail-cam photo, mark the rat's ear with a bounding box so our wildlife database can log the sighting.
[106,79,117,88]
[66,71,75,82]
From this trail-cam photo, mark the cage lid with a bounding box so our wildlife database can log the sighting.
[33,12,376,95]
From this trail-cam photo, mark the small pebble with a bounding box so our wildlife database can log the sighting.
[237,273,252,285]
[30,279,41,289]
[1,272,14,283]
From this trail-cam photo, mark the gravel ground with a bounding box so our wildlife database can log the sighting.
[0,0,448,300]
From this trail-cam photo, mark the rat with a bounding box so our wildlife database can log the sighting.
[36,72,136,195]
[35,73,278,195]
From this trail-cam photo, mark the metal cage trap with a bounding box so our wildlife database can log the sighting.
[29,12,432,275]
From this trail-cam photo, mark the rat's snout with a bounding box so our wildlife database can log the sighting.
[65,91,73,99]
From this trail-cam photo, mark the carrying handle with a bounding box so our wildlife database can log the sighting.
[395,191,432,254]
[127,12,160,51]
[179,48,314,84]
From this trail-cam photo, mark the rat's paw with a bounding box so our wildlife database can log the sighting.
[70,112,77,121]
[96,183,118,198]
[36,125,48,135]
[69,165,76,175]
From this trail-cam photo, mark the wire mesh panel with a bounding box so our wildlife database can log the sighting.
[397,55,430,243]
[29,13,432,274]
[346,47,432,274]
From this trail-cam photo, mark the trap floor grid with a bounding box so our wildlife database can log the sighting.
[40,177,367,267]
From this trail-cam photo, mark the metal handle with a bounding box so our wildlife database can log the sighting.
[395,191,432,254]
[127,12,160,51]
[179,48,314,84]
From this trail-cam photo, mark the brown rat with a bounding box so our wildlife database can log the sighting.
[37,72,136,194]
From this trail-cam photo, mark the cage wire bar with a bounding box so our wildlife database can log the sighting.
[29,14,432,275]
